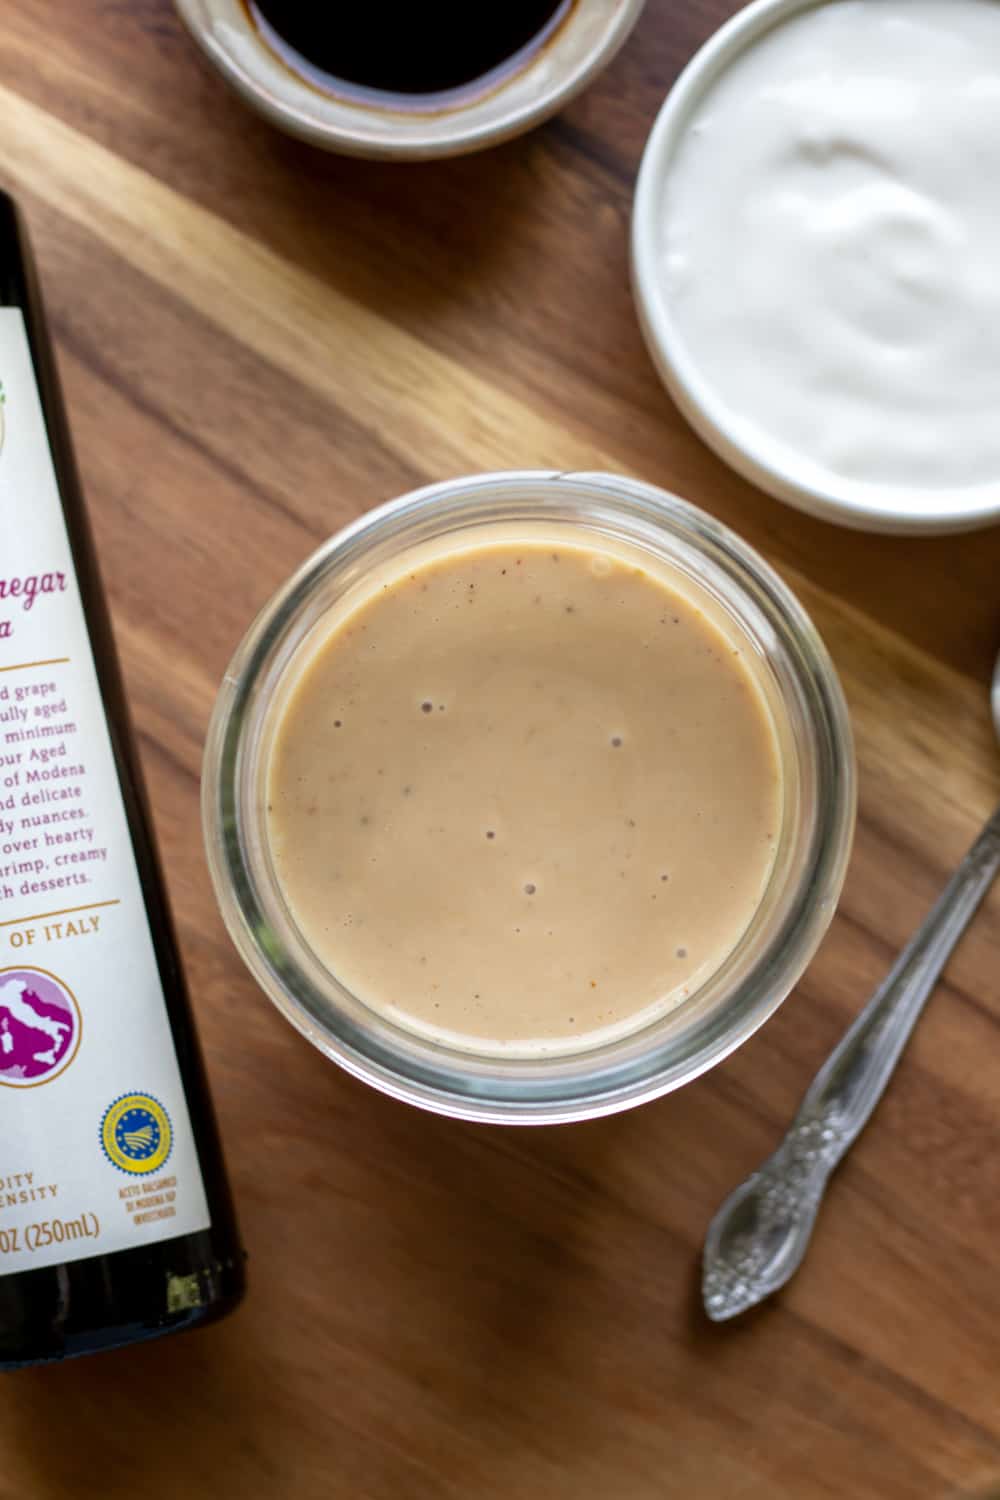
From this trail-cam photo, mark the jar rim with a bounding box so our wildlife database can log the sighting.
[202,471,856,1123]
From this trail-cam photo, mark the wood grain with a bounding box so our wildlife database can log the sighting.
[1,2,1000,1496]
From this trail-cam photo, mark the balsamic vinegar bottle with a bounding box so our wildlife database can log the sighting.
[0,191,244,1366]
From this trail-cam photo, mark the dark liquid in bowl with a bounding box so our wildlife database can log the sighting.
[245,0,574,110]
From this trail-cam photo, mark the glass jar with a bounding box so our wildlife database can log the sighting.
[202,471,855,1123]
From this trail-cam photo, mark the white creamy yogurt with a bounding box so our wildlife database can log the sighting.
[639,0,1000,526]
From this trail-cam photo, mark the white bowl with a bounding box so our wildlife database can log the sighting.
[631,0,1000,536]
[174,0,646,161]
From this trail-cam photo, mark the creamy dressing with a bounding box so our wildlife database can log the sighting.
[266,537,782,1057]
[657,0,1000,494]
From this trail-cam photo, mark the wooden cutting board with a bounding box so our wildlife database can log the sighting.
[1,2,999,1496]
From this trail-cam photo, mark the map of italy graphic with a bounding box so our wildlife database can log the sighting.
[0,975,74,1077]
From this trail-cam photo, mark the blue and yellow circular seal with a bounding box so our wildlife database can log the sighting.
[100,1092,173,1174]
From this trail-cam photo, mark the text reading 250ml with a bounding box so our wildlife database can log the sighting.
[0,1210,100,1255]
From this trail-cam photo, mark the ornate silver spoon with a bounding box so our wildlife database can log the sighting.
[703,650,1000,1321]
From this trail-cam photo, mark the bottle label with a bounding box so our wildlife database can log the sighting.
[0,309,211,1274]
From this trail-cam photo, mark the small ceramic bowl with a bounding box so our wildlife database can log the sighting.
[631,0,1000,536]
[174,0,646,160]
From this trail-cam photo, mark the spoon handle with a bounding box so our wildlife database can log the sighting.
[791,800,1000,1161]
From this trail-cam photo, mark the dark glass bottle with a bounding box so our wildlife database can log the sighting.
[0,191,244,1367]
